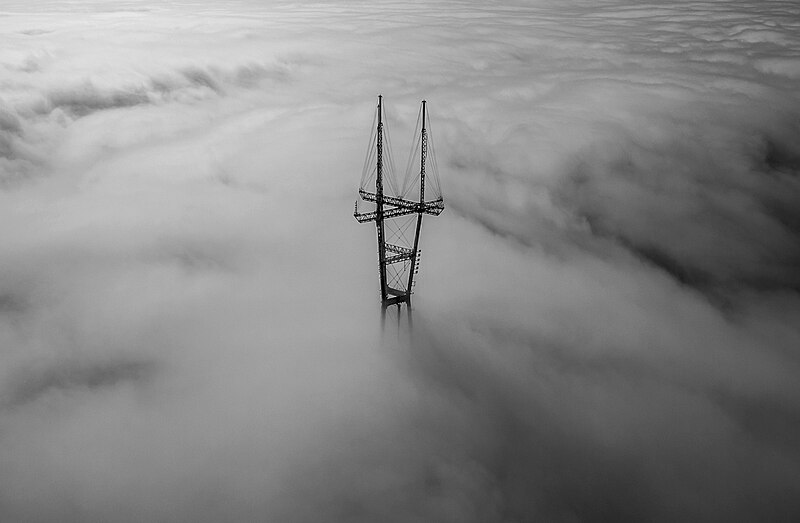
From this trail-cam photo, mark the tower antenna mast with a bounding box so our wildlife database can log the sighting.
[354,96,444,311]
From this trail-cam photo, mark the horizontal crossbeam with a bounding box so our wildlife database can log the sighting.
[358,190,419,210]
[385,252,413,265]
[354,196,444,223]
[385,243,412,255]
[383,295,409,307]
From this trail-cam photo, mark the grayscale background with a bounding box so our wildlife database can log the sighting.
[1,1,799,521]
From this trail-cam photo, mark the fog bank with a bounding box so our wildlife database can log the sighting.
[1,1,799,521]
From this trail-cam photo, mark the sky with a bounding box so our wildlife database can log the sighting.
[1,0,799,521]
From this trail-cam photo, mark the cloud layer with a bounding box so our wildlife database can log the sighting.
[1,1,799,521]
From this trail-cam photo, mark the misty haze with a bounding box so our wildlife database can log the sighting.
[1,0,800,521]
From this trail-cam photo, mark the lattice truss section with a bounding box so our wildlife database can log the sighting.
[384,214,416,293]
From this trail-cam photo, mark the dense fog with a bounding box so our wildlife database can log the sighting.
[1,1,799,521]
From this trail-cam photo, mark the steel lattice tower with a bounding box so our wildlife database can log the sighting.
[355,95,444,312]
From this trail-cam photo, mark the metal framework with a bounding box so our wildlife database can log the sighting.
[354,95,444,310]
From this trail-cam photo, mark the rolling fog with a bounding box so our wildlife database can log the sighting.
[1,0,800,521]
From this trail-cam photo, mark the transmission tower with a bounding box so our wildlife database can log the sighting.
[354,95,444,313]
